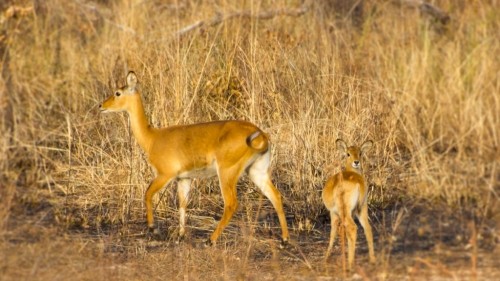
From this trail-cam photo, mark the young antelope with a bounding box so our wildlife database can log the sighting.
[322,139,375,270]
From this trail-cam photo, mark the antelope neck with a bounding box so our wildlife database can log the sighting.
[127,95,154,152]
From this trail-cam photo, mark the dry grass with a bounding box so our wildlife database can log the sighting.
[1,0,499,280]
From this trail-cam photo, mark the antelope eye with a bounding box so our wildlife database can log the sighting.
[115,92,121,97]
[347,153,350,157]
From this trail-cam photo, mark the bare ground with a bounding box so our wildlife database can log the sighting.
[1,188,499,281]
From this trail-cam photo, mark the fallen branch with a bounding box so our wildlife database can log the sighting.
[175,1,311,38]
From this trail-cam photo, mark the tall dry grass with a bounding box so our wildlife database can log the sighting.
[1,0,499,279]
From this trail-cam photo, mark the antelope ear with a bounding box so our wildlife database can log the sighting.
[361,140,373,154]
[126,71,138,90]
[336,139,347,152]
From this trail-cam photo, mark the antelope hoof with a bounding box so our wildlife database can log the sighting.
[175,234,185,244]
[204,239,213,248]
[146,226,161,240]
[147,225,159,233]
[279,238,288,249]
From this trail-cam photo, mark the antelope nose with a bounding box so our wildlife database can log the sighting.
[354,160,360,165]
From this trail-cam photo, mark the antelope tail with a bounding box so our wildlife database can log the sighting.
[246,131,269,153]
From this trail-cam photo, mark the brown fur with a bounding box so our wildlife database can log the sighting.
[322,139,375,269]
[99,71,289,246]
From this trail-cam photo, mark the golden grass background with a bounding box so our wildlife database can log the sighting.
[1,0,499,280]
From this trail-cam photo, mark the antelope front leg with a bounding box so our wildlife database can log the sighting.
[177,179,192,241]
[145,175,172,231]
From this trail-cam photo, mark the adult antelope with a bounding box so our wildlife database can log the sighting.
[99,71,289,247]
[322,139,375,270]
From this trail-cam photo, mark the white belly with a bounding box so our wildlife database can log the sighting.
[177,162,218,179]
